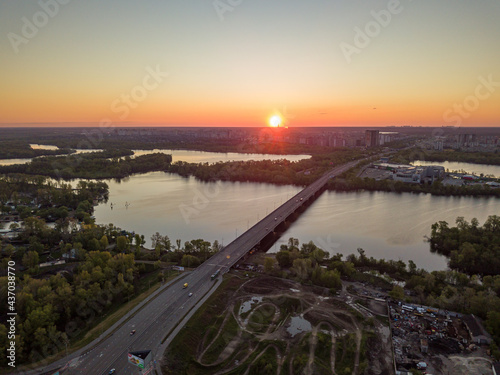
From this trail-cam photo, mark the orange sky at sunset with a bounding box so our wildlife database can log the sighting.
[1,1,499,127]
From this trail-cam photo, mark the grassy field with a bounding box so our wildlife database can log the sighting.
[162,275,245,375]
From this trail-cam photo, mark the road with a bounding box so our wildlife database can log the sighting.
[18,160,360,375]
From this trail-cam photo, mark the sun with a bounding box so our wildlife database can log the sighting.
[269,115,282,127]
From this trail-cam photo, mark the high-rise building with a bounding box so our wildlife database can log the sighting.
[365,130,380,147]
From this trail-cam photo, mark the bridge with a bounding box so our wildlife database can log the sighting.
[24,160,361,375]
[210,159,361,270]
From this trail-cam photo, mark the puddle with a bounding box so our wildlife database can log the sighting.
[286,315,312,337]
[239,296,263,314]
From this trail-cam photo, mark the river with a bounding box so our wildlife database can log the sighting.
[0,147,310,166]
[93,169,500,272]
[4,147,499,271]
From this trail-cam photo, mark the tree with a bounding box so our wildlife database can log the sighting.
[264,257,276,274]
[151,232,170,252]
[99,235,109,250]
[22,251,39,271]
[389,285,405,300]
[134,234,142,250]
[292,258,312,280]
[212,240,221,252]
[181,255,200,268]
[116,236,128,252]
[320,269,341,290]
[287,237,299,252]
[276,250,292,268]
[408,260,417,274]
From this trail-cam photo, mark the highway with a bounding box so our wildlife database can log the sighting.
[20,160,360,375]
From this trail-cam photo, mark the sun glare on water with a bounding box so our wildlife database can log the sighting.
[269,115,282,127]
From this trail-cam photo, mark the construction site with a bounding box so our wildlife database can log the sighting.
[389,302,494,375]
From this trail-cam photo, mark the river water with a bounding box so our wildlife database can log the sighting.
[93,170,500,272]
[0,148,310,166]
[3,147,499,271]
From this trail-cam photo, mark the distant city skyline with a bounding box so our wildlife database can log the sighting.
[1,0,499,127]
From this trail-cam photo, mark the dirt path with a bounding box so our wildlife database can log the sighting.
[198,306,242,366]
[305,326,318,375]
[330,334,337,375]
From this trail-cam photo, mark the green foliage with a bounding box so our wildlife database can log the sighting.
[180,254,200,268]
[335,333,357,375]
[263,257,276,274]
[389,285,405,300]
[0,151,172,179]
[0,141,73,159]
[116,236,129,252]
[167,149,364,186]
[430,216,500,275]
[276,250,292,268]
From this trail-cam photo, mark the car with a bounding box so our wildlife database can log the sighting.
[274,217,277,220]
[109,369,116,374]
[188,292,193,297]
[130,330,136,335]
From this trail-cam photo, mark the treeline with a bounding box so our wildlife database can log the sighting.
[0,141,74,159]
[1,177,108,227]
[327,176,500,197]
[0,152,172,180]
[429,216,500,275]
[167,149,366,186]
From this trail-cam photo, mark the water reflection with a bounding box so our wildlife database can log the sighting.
[287,316,312,337]
[91,171,500,272]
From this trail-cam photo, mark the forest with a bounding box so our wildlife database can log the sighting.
[429,215,500,275]
[167,148,367,186]
[0,151,172,180]
[0,141,73,159]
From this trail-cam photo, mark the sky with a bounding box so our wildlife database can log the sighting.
[1,0,499,127]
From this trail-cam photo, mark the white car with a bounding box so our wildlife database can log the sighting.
[188,292,193,297]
